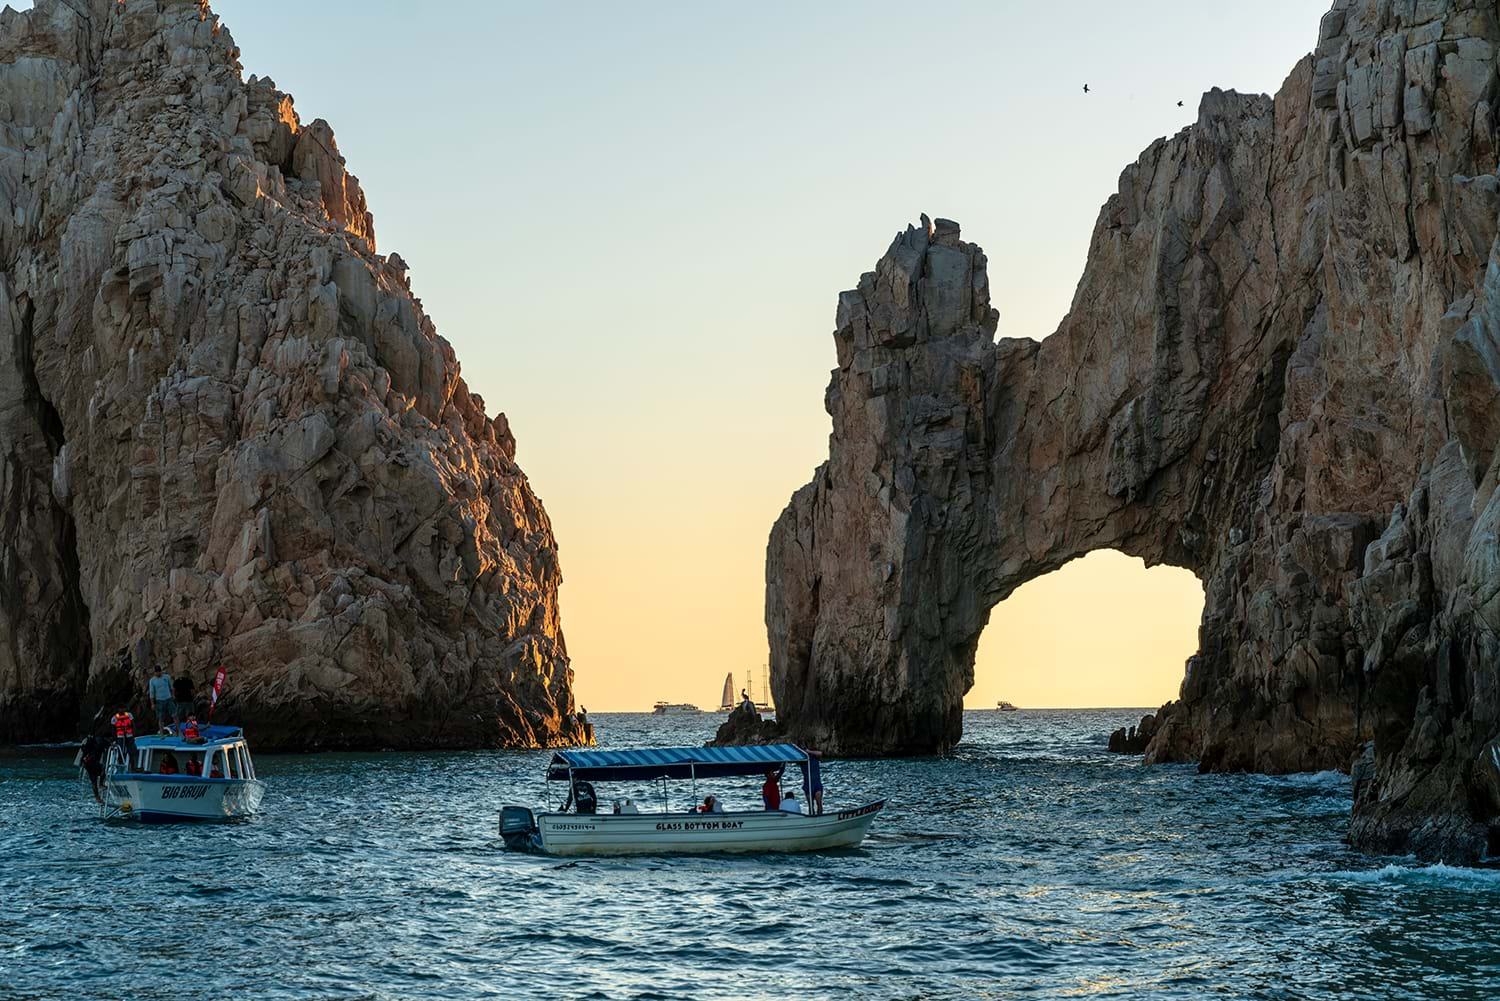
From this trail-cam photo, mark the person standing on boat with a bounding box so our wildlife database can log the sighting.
[147,666,175,730]
[173,673,195,720]
[761,768,783,810]
[806,750,825,816]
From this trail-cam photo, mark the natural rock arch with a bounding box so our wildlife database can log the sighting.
[767,183,1298,760]
[765,1,1500,861]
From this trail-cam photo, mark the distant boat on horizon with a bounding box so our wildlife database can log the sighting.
[652,702,702,715]
[997,701,1020,712]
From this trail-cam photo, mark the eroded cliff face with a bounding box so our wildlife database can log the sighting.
[767,0,1500,860]
[0,0,586,749]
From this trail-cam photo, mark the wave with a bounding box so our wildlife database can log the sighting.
[1330,862,1500,886]
[1258,770,1348,789]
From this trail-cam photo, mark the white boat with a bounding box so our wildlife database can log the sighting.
[997,701,1019,712]
[100,725,265,822]
[500,744,884,856]
[651,702,702,715]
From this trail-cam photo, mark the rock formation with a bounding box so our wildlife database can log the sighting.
[1108,712,1162,755]
[767,1,1500,860]
[0,0,586,749]
[710,703,784,747]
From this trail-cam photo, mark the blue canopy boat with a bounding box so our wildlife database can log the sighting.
[500,743,884,855]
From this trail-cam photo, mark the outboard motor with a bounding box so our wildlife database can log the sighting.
[499,806,541,853]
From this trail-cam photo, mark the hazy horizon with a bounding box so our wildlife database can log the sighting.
[125,1,1319,709]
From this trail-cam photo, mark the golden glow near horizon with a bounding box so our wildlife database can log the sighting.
[204,1,1316,713]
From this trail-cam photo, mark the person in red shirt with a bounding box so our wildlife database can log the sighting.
[761,768,783,810]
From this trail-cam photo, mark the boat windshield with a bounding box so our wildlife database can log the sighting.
[126,739,255,779]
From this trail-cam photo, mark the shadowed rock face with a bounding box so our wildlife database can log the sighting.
[767,1,1500,860]
[0,0,586,749]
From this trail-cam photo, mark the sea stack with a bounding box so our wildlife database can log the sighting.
[766,3,1500,861]
[0,0,585,749]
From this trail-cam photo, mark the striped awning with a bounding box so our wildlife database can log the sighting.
[547,743,808,782]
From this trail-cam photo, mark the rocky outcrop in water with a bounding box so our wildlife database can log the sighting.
[709,703,784,747]
[1108,712,1163,755]
[767,1,1500,860]
[0,0,586,749]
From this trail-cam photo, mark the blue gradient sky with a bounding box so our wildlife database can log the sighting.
[81,1,1330,707]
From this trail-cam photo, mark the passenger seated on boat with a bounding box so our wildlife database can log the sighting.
[779,791,803,815]
[181,755,201,777]
[209,762,223,779]
[761,768,783,810]
[159,752,180,776]
[620,798,639,814]
[562,779,598,815]
[697,795,724,814]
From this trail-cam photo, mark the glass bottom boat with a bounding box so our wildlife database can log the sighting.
[500,744,884,856]
[100,725,265,822]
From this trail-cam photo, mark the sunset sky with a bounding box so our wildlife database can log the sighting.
[191,1,1321,710]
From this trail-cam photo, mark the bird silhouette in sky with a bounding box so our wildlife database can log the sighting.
[1177,100,1184,107]
[1083,84,1090,94]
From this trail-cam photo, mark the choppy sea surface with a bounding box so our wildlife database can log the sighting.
[2,709,1498,1000]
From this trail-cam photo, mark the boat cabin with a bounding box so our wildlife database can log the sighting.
[124,725,257,780]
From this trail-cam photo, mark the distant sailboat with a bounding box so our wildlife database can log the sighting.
[719,668,774,715]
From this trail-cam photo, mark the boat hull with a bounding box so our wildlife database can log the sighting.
[532,800,884,856]
[105,775,265,822]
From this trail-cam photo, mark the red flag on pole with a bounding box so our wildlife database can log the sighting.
[208,666,227,719]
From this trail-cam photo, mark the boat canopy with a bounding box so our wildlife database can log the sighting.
[136,725,244,747]
[547,743,808,782]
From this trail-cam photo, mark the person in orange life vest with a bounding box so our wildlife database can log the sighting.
[111,708,137,770]
[159,752,179,775]
[209,759,224,779]
[181,755,201,778]
[111,709,133,738]
[761,767,783,810]
[181,715,201,741]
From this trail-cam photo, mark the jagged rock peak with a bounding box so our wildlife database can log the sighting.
[767,0,1500,862]
[0,0,588,749]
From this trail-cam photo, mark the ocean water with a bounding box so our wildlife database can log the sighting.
[1,709,1497,1000]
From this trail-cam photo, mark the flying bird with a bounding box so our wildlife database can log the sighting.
[1083,84,1090,94]
[1177,100,1184,107]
